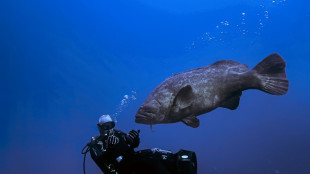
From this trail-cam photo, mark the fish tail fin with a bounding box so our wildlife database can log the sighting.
[251,53,289,95]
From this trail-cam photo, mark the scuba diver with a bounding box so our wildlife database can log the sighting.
[87,115,140,173]
[83,115,170,174]
[82,114,197,174]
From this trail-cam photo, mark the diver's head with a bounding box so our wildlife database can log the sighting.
[97,115,115,135]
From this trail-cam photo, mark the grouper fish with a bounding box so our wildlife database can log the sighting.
[135,53,289,128]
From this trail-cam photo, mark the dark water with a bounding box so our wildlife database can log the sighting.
[1,0,310,173]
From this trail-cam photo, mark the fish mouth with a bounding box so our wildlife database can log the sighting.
[135,111,156,125]
[135,113,151,124]
[135,107,159,125]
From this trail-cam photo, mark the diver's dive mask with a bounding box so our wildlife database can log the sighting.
[97,121,115,131]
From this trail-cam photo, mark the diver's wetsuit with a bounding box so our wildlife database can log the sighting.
[90,129,139,173]
[89,129,169,174]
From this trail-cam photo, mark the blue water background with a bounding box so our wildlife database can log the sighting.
[1,0,310,173]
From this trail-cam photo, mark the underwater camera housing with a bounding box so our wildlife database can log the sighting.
[136,148,197,174]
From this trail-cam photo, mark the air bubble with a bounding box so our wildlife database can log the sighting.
[111,90,137,122]
[220,21,230,26]
[188,0,286,48]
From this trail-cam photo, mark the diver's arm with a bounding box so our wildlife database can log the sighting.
[126,130,140,148]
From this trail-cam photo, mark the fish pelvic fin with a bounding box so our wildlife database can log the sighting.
[220,91,242,110]
[251,53,289,95]
[182,115,200,128]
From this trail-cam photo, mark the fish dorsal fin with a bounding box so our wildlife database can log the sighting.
[211,60,249,72]
[173,85,194,110]
[220,91,242,110]
[182,115,200,128]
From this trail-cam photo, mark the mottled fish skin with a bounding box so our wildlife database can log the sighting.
[135,53,289,128]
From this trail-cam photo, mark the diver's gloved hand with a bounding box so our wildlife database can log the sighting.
[127,130,140,148]
[128,130,139,141]
[106,135,119,147]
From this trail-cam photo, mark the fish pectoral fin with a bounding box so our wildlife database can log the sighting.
[220,91,242,110]
[182,115,200,128]
[173,85,194,109]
